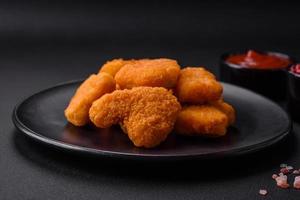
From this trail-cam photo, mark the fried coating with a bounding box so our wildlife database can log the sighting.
[65,72,116,126]
[115,58,180,89]
[176,67,223,104]
[99,59,135,77]
[209,99,236,125]
[89,87,181,148]
[175,105,228,137]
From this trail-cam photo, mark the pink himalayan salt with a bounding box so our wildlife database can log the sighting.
[293,170,300,175]
[280,167,289,174]
[294,176,300,189]
[275,175,289,189]
[280,163,287,168]
[259,189,268,196]
[272,174,278,179]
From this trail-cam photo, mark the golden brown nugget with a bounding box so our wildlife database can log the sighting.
[99,59,135,77]
[65,72,116,126]
[209,99,236,125]
[176,67,223,104]
[115,58,180,89]
[175,105,229,137]
[89,87,181,148]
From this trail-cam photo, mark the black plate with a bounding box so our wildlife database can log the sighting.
[13,81,291,161]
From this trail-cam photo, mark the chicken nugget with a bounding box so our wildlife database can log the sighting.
[99,59,135,77]
[65,72,116,126]
[209,99,236,125]
[115,58,180,89]
[89,87,181,148]
[176,67,223,104]
[175,105,229,137]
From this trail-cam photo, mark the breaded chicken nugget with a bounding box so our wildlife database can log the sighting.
[115,58,181,89]
[176,67,223,104]
[89,87,181,148]
[99,59,135,77]
[65,72,116,126]
[175,105,229,137]
[209,99,236,125]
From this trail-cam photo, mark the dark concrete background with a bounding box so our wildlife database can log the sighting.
[0,1,300,199]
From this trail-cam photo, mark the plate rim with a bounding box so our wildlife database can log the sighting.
[12,80,293,161]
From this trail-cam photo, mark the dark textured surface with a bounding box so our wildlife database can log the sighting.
[1,1,300,199]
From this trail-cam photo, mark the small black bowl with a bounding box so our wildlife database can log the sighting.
[287,66,300,122]
[220,51,294,101]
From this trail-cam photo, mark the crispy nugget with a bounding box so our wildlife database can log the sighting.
[115,58,180,89]
[209,99,236,125]
[175,105,229,137]
[176,67,223,104]
[65,72,116,126]
[99,59,135,77]
[89,87,181,148]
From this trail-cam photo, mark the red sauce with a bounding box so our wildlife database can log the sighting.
[226,50,291,69]
[290,64,300,75]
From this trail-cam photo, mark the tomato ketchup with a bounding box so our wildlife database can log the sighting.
[226,50,292,69]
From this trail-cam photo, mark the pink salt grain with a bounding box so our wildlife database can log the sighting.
[294,176,300,189]
[280,167,289,174]
[293,170,300,175]
[280,163,287,168]
[275,175,289,189]
[259,189,268,196]
[279,172,284,176]
[272,174,278,179]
